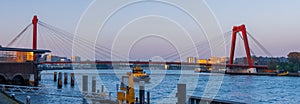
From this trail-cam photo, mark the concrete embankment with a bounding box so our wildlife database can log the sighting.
[0,91,23,104]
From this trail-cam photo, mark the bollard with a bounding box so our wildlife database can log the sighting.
[11,94,15,99]
[92,76,96,93]
[64,73,68,84]
[82,75,88,92]
[54,72,57,81]
[139,81,145,104]
[97,90,100,96]
[136,97,139,103]
[70,73,75,87]
[57,72,62,89]
[177,84,186,104]
[26,96,30,104]
[147,92,150,104]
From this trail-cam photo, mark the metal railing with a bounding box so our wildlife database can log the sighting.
[0,84,116,101]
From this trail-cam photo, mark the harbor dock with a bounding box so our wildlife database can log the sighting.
[0,91,23,104]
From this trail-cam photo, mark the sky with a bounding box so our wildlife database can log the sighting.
[0,0,300,60]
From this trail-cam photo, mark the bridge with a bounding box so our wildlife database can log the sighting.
[0,15,271,86]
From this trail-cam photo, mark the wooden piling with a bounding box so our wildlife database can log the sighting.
[64,73,68,84]
[54,72,57,81]
[147,92,150,104]
[57,72,62,89]
[70,73,74,87]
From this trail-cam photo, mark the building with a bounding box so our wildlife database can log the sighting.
[0,46,50,86]
[288,52,300,62]
[209,56,228,64]
[41,54,70,62]
[197,56,228,64]
[71,56,81,62]
[0,50,34,62]
[235,56,288,65]
[187,57,196,63]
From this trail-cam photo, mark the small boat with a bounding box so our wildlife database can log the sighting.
[194,67,210,73]
[277,71,288,76]
[131,65,150,82]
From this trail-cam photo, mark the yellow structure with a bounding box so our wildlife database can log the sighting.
[198,59,208,64]
[117,92,125,102]
[118,73,135,104]
[126,73,135,104]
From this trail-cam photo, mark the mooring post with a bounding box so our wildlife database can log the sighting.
[136,97,139,103]
[82,75,88,92]
[101,85,106,96]
[54,72,57,81]
[64,73,68,84]
[57,72,62,89]
[92,76,96,93]
[26,96,30,104]
[139,81,145,104]
[177,84,186,104]
[70,73,74,87]
[116,84,119,92]
[147,92,150,104]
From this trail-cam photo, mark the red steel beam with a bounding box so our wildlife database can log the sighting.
[32,15,38,61]
[229,24,254,68]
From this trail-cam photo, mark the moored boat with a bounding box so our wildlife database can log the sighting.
[131,65,150,82]
[277,71,288,76]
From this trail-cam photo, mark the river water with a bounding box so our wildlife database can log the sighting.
[13,69,300,104]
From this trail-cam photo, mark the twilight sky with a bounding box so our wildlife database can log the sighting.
[0,0,299,60]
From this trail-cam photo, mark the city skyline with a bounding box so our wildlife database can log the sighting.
[0,0,300,60]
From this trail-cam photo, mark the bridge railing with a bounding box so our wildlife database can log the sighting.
[0,84,116,101]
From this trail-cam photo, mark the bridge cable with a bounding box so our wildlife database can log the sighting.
[7,24,32,47]
[38,21,130,60]
[246,32,272,56]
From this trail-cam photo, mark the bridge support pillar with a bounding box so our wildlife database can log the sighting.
[229,24,254,68]
[247,68,257,73]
